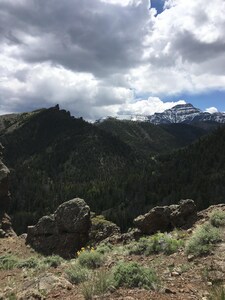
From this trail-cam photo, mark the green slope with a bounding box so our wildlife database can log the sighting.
[97,118,209,156]
[0,106,139,233]
[1,106,222,234]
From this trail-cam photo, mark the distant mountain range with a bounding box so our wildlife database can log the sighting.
[98,103,225,125]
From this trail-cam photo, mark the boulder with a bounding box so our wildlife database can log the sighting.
[134,206,171,235]
[0,153,16,238]
[134,199,197,235]
[0,159,10,212]
[26,198,91,258]
[0,213,16,237]
[89,215,121,245]
[170,199,197,228]
[55,198,90,233]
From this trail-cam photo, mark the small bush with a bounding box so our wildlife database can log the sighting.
[78,250,104,269]
[42,255,63,267]
[113,262,158,289]
[66,263,89,284]
[127,233,183,256]
[0,255,19,270]
[185,222,221,256]
[17,257,40,269]
[210,210,225,227]
[96,243,113,255]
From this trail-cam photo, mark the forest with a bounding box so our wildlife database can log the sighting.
[0,106,224,233]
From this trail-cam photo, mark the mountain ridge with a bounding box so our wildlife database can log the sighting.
[97,103,225,125]
[148,103,225,124]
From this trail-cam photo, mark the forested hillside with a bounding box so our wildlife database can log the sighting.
[0,106,141,232]
[96,118,209,156]
[1,106,225,233]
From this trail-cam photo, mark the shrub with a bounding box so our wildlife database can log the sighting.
[185,222,221,256]
[0,255,19,270]
[210,210,225,227]
[42,255,63,267]
[66,263,89,284]
[78,250,104,269]
[17,257,40,269]
[96,243,113,255]
[127,233,183,256]
[113,262,158,289]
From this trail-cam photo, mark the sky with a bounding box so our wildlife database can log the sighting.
[0,0,225,120]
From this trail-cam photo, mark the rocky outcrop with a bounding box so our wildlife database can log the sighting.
[26,198,91,258]
[0,146,16,238]
[0,159,10,212]
[134,199,197,235]
[89,214,121,245]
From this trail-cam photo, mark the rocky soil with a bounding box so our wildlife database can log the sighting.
[1,205,225,300]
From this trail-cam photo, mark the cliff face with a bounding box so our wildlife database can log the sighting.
[0,145,15,237]
[0,160,10,211]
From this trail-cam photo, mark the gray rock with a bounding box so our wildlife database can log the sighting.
[28,215,58,236]
[0,159,10,212]
[26,198,91,258]
[134,206,171,235]
[89,215,120,244]
[170,199,197,228]
[134,199,197,235]
[55,198,90,233]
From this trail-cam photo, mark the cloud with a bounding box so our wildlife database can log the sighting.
[205,107,218,114]
[0,0,150,77]
[0,0,224,120]
[118,97,186,116]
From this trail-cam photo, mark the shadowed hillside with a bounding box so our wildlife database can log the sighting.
[0,106,224,233]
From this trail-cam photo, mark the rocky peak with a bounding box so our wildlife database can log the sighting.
[148,103,225,124]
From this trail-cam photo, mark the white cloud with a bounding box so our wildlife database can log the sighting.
[99,0,141,6]
[0,0,225,119]
[118,97,186,116]
[137,0,225,94]
[205,107,218,114]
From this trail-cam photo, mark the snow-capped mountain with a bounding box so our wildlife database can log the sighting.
[96,103,225,125]
[148,103,225,125]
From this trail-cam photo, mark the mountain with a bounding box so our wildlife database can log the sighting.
[0,105,141,233]
[148,103,225,124]
[1,104,224,234]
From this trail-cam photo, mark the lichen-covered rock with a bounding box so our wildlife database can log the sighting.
[26,198,91,258]
[55,199,90,233]
[134,206,171,235]
[170,199,197,228]
[134,199,197,235]
[89,215,121,244]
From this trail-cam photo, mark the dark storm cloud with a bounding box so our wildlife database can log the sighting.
[0,0,150,77]
[172,30,225,64]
